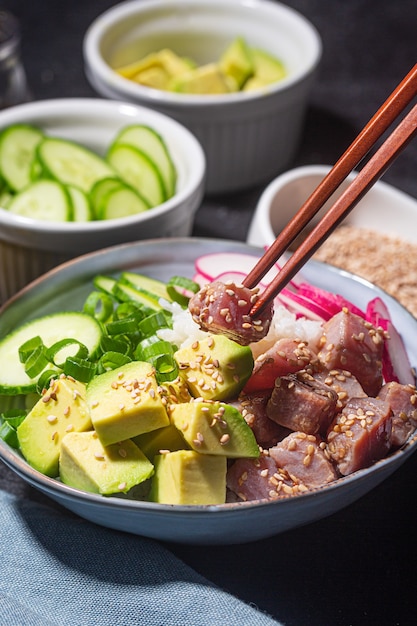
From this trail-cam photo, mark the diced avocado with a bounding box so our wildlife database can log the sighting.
[17,376,91,477]
[86,361,169,447]
[174,334,254,401]
[159,377,192,406]
[170,400,259,458]
[219,36,254,89]
[116,49,195,90]
[59,430,154,495]
[133,423,188,461]
[149,449,227,505]
[132,66,170,90]
[169,63,238,94]
[243,47,286,91]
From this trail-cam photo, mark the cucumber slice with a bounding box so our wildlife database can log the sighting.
[0,312,103,395]
[7,179,73,222]
[67,185,93,222]
[37,137,116,193]
[106,143,166,207]
[98,184,149,220]
[89,177,123,218]
[112,125,177,198]
[119,271,173,302]
[112,281,163,312]
[0,124,44,192]
[93,274,118,296]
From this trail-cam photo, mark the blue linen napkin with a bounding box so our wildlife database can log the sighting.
[0,489,282,626]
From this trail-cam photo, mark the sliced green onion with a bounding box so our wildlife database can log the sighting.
[137,311,172,338]
[63,357,97,383]
[18,335,44,363]
[133,335,158,360]
[46,338,89,369]
[98,351,131,372]
[0,408,27,429]
[23,344,49,378]
[167,276,200,306]
[100,335,132,356]
[106,316,137,336]
[153,353,179,383]
[143,340,175,361]
[83,290,114,322]
[114,302,144,321]
[36,369,61,395]
[0,420,19,448]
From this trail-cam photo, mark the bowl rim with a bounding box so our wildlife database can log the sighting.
[83,0,323,108]
[0,97,206,236]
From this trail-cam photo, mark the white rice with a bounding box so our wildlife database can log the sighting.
[158,299,323,357]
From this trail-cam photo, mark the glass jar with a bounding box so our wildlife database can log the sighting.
[0,10,30,109]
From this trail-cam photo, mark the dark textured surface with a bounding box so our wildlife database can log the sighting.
[1,2,417,625]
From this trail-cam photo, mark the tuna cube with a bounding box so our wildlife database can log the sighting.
[227,453,308,502]
[269,431,338,488]
[378,381,417,447]
[313,368,367,410]
[318,309,384,396]
[326,397,392,475]
[266,371,338,435]
[238,390,290,448]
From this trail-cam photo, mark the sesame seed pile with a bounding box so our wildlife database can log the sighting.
[314,225,417,317]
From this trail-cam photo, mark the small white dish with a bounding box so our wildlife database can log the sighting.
[83,0,322,193]
[247,164,417,247]
[0,98,205,302]
[0,237,416,545]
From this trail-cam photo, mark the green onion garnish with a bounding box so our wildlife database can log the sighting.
[46,338,89,369]
[83,291,114,322]
[167,276,200,306]
[63,357,97,383]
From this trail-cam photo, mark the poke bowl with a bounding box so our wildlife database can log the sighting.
[83,0,322,193]
[0,98,205,302]
[0,238,416,545]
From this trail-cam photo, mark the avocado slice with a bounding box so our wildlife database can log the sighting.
[243,47,287,91]
[133,423,188,461]
[219,36,254,89]
[169,63,238,94]
[59,430,154,495]
[149,449,227,505]
[116,49,195,90]
[170,400,259,458]
[17,375,91,477]
[174,334,254,401]
[86,361,169,446]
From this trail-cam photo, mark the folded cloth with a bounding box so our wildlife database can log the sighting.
[0,489,282,626]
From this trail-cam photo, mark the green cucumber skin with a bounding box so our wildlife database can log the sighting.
[0,312,103,395]
[106,143,166,208]
[112,124,177,198]
[0,124,45,192]
[99,187,149,220]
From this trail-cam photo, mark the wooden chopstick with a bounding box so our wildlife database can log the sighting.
[243,64,417,317]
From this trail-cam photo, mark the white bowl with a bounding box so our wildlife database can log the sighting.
[0,238,416,545]
[83,0,322,194]
[247,164,417,247]
[0,98,205,302]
